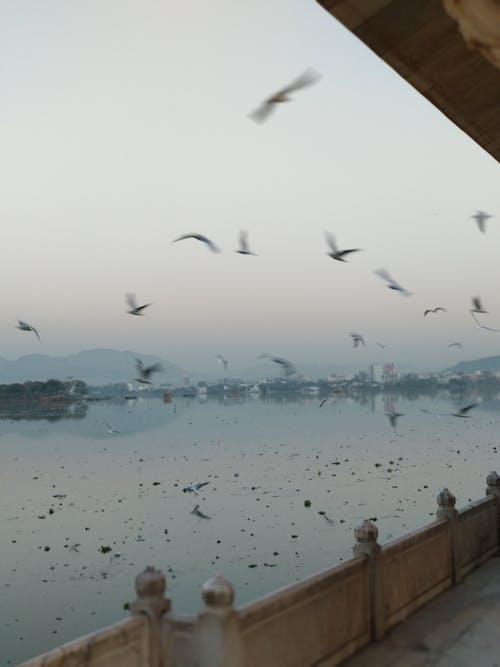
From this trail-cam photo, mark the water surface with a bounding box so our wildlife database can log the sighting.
[2,392,500,664]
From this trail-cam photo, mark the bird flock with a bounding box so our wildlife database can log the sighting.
[13,69,496,385]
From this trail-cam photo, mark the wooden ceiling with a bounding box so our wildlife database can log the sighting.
[317,0,500,162]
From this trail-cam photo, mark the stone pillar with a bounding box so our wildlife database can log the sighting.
[196,573,244,667]
[353,519,385,640]
[131,566,170,667]
[436,488,461,584]
[486,471,500,549]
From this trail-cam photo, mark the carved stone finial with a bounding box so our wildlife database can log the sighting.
[487,471,500,487]
[443,0,500,70]
[202,573,235,609]
[437,488,456,509]
[135,565,166,599]
[354,519,379,544]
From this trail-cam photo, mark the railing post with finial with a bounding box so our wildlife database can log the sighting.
[486,471,500,549]
[196,573,244,667]
[436,488,461,585]
[353,519,385,640]
[131,566,170,667]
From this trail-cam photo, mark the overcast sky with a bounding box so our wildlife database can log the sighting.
[1,0,499,375]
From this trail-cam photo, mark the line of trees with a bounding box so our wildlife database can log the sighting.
[0,379,87,402]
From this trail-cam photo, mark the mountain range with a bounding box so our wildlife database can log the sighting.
[0,349,185,385]
[446,355,500,374]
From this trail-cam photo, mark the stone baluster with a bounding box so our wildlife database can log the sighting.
[131,566,170,667]
[486,471,500,548]
[196,573,244,667]
[436,488,461,584]
[353,519,384,640]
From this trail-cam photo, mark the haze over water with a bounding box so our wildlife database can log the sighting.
[2,392,500,664]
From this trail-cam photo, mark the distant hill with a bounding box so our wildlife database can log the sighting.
[0,349,185,385]
[445,355,500,374]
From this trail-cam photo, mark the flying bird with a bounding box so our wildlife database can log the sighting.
[191,504,211,519]
[469,297,496,331]
[385,410,404,428]
[249,68,320,123]
[471,296,487,314]
[135,358,163,384]
[172,234,220,253]
[236,230,257,255]
[424,307,446,316]
[259,353,297,377]
[215,354,228,372]
[471,210,492,234]
[376,342,387,349]
[126,293,151,316]
[374,268,412,296]
[16,320,40,342]
[350,332,366,348]
[324,232,361,262]
[448,342,462,349]
[183,481,209,495]
[451,404,477,418]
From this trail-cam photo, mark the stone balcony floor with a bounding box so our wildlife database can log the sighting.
[344,557,500,667]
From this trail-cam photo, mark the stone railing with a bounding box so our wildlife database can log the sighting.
[18,471,500,667]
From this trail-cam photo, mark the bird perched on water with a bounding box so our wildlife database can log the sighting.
[126,293,151,316]
[324,232,361,262]
[448,342,462,349]
[374,268,412,296]
[16,320,40,342]
[259,353,296,377]
[183,481,209,495]
[424,307,446,316]
[236,230,257,255]
[350,332,366,348]
[249,69,320,123]
[215,354,228,372]
[172,234,220,253]
[135,358,163,384]
[385,410,404,428]
[471,210,492,234]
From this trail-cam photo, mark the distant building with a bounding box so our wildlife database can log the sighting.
[370,365,383,382]
[383,363,397,383]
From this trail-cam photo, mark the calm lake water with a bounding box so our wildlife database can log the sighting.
[2,390,500,664]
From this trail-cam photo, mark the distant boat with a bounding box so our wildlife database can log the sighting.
[125,394,138,400]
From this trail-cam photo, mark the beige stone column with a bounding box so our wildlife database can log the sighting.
[131,566,170,667]
[486,470,500,548]
[436,488,461,584]
[196,573,244,667]
[353,519,385,640]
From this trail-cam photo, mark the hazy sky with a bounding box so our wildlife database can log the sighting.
[2,0,499,374]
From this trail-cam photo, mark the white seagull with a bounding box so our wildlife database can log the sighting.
[374,268,412,296]
[16,320,40,342]
[259,353,297,377]
[172,233,220,253]
[471,210,492,234]
[325,232,361,262]
[183,481,209,495]
[350,332,366,348]
[215,354,228,372]
[249,68,320,123]
[135,358,163,384]
[236,230,257,255]
[126,293,151,316]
